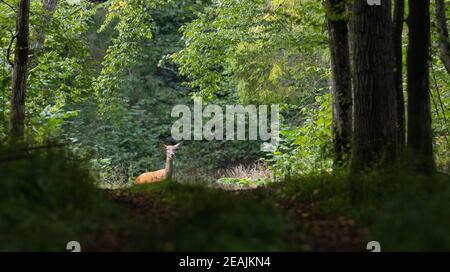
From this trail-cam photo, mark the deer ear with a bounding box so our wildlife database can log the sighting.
[159,142,167,149]
[174,143,181,148]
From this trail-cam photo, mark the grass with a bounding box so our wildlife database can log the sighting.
[215,177,272,189]
[0,148,297,251]
[213,163,274,190]
[277,169,450,251]
[2,146,449,251]
[127,181,296,251]
[0,147,125,251]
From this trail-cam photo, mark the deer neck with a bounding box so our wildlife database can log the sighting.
[165,154,174,178]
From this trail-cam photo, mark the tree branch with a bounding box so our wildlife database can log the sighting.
[0,0,16,12]
[6,30,17,67]
[64,7,82,20]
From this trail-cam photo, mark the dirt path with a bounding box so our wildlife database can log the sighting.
[276,197,366,251]
[93,186,366,251]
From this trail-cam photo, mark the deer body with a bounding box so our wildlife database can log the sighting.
[135,144,180,185]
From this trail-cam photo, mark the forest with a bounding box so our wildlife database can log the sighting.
[0,0,449,251]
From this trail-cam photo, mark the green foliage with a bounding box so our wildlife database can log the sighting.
[174,140,262,184]
[95,0,157,99]
[62,0,266,185]
[430,18,450,172]
[267,93,333,178]
[169,0,333,180]
[63,100,165,185]
[62,1,194,184]
[172,0,328,104]
[216,177,272,188]
[0,1,97,139]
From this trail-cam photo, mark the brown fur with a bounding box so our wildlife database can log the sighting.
[135,143,180,185]
[135,169,167,184]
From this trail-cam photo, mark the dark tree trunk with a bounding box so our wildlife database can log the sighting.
[10,0,31,139]
[393,0,405,147]
[407,0,435,173]
[325,0,352,167]
[436,0,450,75]
[350,0,398,172]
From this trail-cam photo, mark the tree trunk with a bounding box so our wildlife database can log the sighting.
[407,0,435,173]
[325,0,352,167]
[350,0,398,172]
[436,0,450,75]
[10,0,31,139]
[33,0,59,51]
[393,0,405,147]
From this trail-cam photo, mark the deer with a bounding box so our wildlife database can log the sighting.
[135,143,181,185]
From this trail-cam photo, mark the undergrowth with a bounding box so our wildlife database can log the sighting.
[278,169,450,251]
[0,146,124,251]
[0,147,296,251]
[128,182,296,251]
[2,145,449,251]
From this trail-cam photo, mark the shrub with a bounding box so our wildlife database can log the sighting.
[0,145,123,251]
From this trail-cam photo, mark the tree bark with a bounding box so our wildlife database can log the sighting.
[325,0,352,167]
[407,0,435,173]
[10,0,31,139]
[436,0,450,75]
[33,0,59,51]
[350,0,398,172]
[393,0,405,147]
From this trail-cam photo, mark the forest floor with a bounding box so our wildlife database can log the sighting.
[2,149,448,251]
[87,182,366,251]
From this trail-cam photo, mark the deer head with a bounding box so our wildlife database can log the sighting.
[164,143,181,160]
